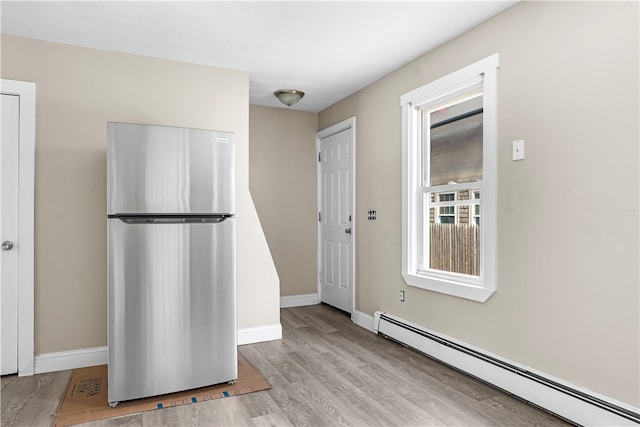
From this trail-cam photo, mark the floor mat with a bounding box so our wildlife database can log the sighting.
[52,352,270,427]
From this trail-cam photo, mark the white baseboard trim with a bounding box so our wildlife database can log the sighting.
[34,346,108,374]
[32,324,283,374]
[280,293,319,308]
[351,309,375,332]
[374,311,640,427]
[238,323,282,346]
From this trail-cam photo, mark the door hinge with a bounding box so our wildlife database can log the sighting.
[318,212,321,222]
[318,152,321,162]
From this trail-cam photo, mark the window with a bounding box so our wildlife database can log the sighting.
[401,54,499,302]
[436,192,456,224]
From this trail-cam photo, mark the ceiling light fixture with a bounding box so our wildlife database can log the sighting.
[274,89,305,107]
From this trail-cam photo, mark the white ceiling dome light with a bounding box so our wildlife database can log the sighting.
[274,90,305,107]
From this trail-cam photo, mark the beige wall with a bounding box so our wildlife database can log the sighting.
[319,1,639,406]
[249,105,318,297]
[1,35,280,354]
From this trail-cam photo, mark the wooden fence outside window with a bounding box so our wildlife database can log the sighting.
[429,223,479,276]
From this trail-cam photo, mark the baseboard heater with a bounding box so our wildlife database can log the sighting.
[374,312,640,427]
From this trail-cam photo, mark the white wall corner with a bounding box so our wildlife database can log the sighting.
[34,346,108,374]
[280,293,319,308]
[351,310,376,332]
[238,323,282,346]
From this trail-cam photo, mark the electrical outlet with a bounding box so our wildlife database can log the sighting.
[368,210,377,220]
[400,290,405,302]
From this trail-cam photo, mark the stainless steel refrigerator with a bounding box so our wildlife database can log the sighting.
[107,122,237,406]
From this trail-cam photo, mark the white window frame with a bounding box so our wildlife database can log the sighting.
[401,54,499,302]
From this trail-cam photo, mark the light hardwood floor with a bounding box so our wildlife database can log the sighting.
[2,304,572,426]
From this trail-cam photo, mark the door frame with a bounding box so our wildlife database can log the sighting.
[316,117,356,314]
[1,79,36,376]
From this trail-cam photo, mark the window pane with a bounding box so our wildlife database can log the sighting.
[439,206,454,215]
[439,193,455,202]
[427,188,480,276]
[429,221,480,276]
[428,95,483,186]
[424,94,482,277]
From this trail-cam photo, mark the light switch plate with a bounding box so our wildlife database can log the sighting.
[512,139,525,161]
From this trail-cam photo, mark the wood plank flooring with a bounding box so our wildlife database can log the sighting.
[1,304,572,426]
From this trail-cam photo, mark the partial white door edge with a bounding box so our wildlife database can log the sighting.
[1,79,36,376]
[316,117,356,314]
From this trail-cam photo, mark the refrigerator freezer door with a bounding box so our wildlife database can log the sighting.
[107,122,235,215]
[108,218,237,404]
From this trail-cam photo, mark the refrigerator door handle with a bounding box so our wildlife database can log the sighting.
[116,215,233,224]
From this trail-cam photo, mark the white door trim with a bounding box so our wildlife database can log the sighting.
[316,117,356,314]
[1,79,36,376]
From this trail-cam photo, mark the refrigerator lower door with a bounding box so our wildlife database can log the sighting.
[108,217,237,404]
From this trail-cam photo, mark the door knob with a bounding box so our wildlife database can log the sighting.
[345,228,352,234]
[1,241,14,251]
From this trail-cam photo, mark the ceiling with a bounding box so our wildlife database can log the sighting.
[1,1,516,113]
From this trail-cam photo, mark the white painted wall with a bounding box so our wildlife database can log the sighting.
[0,35,280,355]
[318,1,639,407]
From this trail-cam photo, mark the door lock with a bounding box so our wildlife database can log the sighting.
[1,241,14,251]
[345,228,352,234]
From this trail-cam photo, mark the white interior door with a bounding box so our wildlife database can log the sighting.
[1,79,35,377]
[318,120,354,313]
[1,93,20,375]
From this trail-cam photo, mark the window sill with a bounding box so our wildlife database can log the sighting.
[401,271,495,302]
